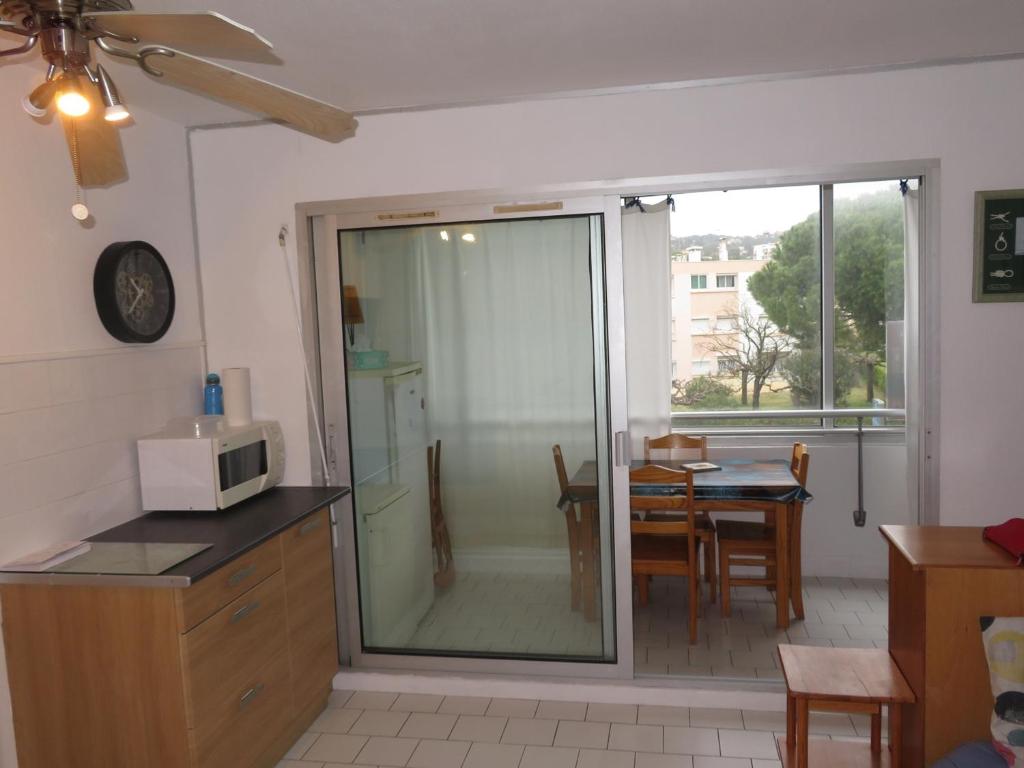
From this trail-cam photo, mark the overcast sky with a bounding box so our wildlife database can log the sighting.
[643,180,900,237]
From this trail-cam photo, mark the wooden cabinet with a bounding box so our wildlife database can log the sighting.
[1,508,339,768]
[883,525,1024,767]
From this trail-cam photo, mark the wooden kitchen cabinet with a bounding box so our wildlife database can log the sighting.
[1,503,340,768]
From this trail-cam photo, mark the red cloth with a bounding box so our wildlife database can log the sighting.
[983,518,1024,564]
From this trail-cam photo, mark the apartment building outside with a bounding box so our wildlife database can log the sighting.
[670,238,776,384]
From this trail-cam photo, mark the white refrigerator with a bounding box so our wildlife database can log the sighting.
[348,362,433,647]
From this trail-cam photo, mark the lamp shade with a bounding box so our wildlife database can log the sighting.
[342,284,365,325]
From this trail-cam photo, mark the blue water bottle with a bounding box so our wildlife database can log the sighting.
[203,373,224,415]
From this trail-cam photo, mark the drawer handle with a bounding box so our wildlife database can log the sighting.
[229,600,261,624]
[228,564,256,587]
[239,682,265,710]
[299,517,323,536]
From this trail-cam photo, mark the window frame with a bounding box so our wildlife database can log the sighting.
[690,274,707,290]
[715,273,737,289]
[669,177,917,435]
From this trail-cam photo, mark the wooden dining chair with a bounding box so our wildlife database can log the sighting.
[428,440,455,588]
[717,443,809,618]
[553,444,585,612]
[643,434,718,604]
[630,463,700,644]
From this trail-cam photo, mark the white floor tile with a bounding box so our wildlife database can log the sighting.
[487,698,540,718]
[394,693,445,713]
[348,692,401,711]
[688,710,743,729]
[635,754,694,768]
[502,718,558,746]
[310,707,363,734]
[638,706,689,727]
[588,703,639,724]
[578,748,636,768]
[407,739,471,768]
[439,696,492,716]
[692,758,752,768]
[663,727,720,757]
[305,734,369,764]
[450,715,508,743]
[717,730,778,760]
[399,713,458,740]
[355,736,420,767]
[538,700,590,721]
[463,743,524,768]
[285,732,319,760]
[608,724,663,753]
[350,710,411,737]
[555,720,611,749]
[520,745,580,768]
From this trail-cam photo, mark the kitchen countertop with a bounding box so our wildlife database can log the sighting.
[0,485,350,588]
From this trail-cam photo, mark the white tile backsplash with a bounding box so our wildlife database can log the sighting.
[0,345,203,564]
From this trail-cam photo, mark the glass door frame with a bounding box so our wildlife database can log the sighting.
[302,193,636,680]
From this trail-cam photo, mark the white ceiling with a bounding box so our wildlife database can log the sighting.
[7,0,1024,126]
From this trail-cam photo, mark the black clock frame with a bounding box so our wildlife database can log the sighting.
[93,241,176,344]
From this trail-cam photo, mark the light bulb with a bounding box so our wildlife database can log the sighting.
[104,104,130,122]
[461,233,476,243]
[56,89,90,118]
[439,230,450,241]
[71,202,90,221]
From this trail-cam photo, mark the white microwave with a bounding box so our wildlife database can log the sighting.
[138,417,285,511]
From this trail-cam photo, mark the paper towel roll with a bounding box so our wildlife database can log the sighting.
[222,367,253,426]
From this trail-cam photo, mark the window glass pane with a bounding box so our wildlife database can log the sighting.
[833,180,908,426]
[669,186,822,426]
[339,216,614,661]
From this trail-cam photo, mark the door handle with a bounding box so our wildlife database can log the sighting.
[614,431,630,467]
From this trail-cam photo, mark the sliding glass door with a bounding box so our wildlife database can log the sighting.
[313,199,626,669]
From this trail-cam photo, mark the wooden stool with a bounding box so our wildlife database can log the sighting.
[777,644,914,768]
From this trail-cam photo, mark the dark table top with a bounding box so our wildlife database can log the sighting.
[563,458,810,505]
[0,486,350,587]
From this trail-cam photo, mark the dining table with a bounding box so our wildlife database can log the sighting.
[561,457,812,629]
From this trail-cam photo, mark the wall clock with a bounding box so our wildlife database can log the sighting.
[94,241,175,343]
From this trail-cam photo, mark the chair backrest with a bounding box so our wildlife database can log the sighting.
[552,444,570,494]
[644,433,708,462]
[790,442,809,486]
[629,464,695,533]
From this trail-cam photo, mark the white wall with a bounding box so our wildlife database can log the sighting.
[192,58,1024,564]
[0,62,203,768]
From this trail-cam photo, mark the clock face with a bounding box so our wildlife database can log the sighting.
[94,242,175,343]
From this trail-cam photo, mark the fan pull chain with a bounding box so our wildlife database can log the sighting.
[69,120,89,222]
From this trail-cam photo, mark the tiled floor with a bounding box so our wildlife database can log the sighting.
[406,572,605,658]
[634,576,889,679]
[400,569,888,680]
[279,689,887,768]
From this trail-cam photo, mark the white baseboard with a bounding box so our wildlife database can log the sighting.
[453,547,570,575]
[334,668,785,711]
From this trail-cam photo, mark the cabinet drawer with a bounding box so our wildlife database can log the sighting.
[189,651,292,768]
[282,509,339,708]
[178,537,282,631]
[182,571,287,729]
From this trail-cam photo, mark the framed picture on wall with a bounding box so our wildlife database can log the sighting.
[974,189,1024,302]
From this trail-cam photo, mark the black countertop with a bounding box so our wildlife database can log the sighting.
[75,485,349,585]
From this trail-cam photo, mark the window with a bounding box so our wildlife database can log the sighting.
[662,179,912,429]
[717,356,740,374]
[691,317,711,334]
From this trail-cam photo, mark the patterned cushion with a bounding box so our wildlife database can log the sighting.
[980,616,1024,766]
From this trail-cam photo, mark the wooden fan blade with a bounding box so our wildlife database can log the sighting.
[141,47,357,143]
[84,11,277,63]
[60,90,128,188]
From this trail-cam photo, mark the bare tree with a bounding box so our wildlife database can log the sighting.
[703,302,790,409]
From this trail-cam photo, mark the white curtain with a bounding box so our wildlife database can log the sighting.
[343,218,598,552]
[622,201,673,456]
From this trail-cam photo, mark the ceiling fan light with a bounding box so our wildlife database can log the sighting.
[55,75,90,118]
[22,79,59,117]
[104,104,130,122]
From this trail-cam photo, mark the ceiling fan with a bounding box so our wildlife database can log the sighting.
[0,0,357,192]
